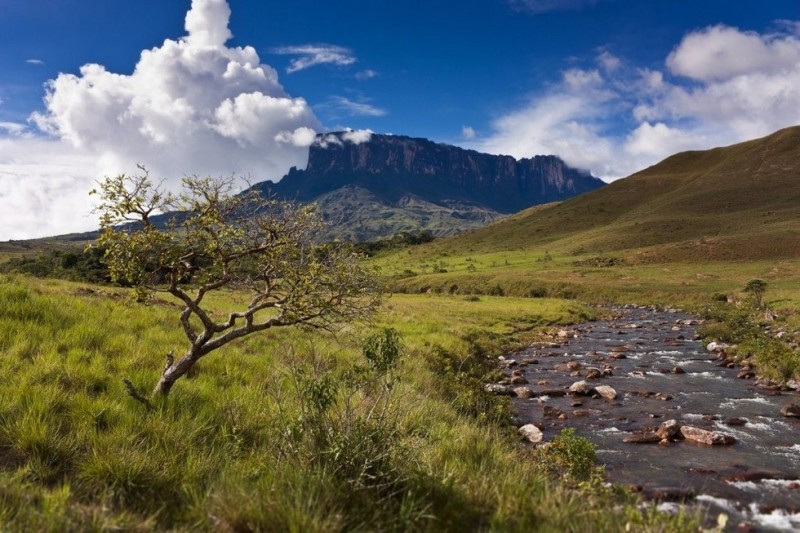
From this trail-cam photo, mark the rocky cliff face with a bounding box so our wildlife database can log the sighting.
[258,132,604,214]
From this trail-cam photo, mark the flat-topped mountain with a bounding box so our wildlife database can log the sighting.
[251,132,604,240]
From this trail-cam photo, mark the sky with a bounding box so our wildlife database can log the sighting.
[1,0,799,240]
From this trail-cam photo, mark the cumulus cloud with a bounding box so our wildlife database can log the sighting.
[270,44,356,73]
[666,25,800,81]
[474,22,800,181]
[462,126,476,139]
[0,138,100,239]
[1,0,324,240]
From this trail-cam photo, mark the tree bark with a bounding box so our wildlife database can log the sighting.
[152,350,200,396]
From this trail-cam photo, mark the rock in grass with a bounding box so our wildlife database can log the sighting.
[679,426,736,445]
[519,424,543,444]
[594,385,617,400]
[780,402,800,417]
[485,384,513,396]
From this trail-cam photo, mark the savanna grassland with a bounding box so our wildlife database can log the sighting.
[0,274,697,531]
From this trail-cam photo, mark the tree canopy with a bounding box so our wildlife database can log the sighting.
[92,168,380,397]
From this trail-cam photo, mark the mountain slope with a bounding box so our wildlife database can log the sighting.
[251,132,604,240]
[403,126,800,262]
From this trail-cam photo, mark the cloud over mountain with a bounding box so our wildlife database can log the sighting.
[475,23,800,181]
[1,0,321,239]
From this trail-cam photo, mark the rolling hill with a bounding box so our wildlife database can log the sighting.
[403,125,800,263]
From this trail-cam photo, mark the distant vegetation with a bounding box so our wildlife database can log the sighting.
[0,246,110,283]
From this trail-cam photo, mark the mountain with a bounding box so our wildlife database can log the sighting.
[251,132,604,241]
[400,125,800,262]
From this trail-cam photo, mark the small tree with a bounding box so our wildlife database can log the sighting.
[92,167,380,399]
[743,278,768,309]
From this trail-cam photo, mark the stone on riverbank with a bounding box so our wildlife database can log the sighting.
[780,402,800,417]
[519,424,543,444]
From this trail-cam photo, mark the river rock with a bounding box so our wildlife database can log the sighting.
[671,366,686,375]
[511,368,525,377]
[519,424,543,444]
[513,387,535,399]
[656,419,680,441]
[780,402,800,417]
[585,368,602,379]
[567,360,582,371]
[594,385,617,400]
[725,417,748,427]
[568,380,593,395]
[539,388,566,397]
[543,406,564,419]
[510,376,528,385]
[679,426,736,445]
[623,432,662,444]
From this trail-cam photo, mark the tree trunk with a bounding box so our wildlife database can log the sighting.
[152,350,199,397]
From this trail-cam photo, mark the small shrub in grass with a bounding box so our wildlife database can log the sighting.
[464,295,480,302]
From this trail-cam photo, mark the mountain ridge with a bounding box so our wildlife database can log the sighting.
[249,132,604,240]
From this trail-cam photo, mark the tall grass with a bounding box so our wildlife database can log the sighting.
[0,275,694,530]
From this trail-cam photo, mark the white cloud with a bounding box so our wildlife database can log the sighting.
[597,50,620,72]
[270,44,356,74]
[667,24,800,81]
[0,122,28,137]
[26,59,44,65]
[355,69,379,80]
[1,0,322,240]
[0,138,100,239]
[320,96,387,118]
[341,129,373,144]
[462,126,476,139]
[474,22,800,181]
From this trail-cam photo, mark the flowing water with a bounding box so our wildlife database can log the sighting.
[502,306,800,531]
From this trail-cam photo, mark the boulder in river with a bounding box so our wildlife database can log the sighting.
[594,385,617,400]
[656,419,681,441]
[706,341,730,353]
[519,424,543,444]
[585,368,602,379]
[568,380,593,395]
[679,426,736,445]
[780,402,800,417]
[671,366,686,375]
[513,387,535,399]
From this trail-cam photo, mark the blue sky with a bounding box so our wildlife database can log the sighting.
[1,0,799,238]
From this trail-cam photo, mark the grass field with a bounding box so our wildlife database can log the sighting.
[0,274,700,531]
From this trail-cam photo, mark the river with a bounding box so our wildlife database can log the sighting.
[499,306,800,531]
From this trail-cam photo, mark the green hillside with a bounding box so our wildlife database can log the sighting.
[399,126,800,263]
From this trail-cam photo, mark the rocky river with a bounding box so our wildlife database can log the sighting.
[491,306,800,531]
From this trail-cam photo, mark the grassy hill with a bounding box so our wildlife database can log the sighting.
[377,126,800,310]
[397,126,800,263]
